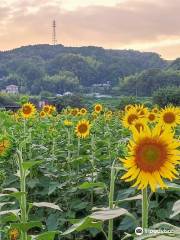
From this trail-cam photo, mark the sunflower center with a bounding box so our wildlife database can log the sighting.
[23,106,32,114]
[163,112,175,123]
[95,106,101,111]
[148,114,155,121]
[135,138,167,172]
[127,114,138,124]
[78,123,88,133]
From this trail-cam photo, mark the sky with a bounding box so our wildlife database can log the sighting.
[0,0,180,59]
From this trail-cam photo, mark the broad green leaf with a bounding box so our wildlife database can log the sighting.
[3,187,18,192]
[79,182,107,190]
[62,217,102,236]
[90,208,129,221]
[0,201,15,208]
[11,221,43,232]
[117,194,142,203]
[0,209,20,216]
[22,161,43,171]
[170,200,180,218]
[166,182,180,191]
[33,231,59,240]
[32,202,62,211]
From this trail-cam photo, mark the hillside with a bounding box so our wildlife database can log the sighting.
[0,44,177,96]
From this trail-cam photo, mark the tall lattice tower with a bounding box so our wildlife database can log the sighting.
[52,20,57,45]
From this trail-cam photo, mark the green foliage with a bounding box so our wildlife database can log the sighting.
[0,44,167,95]
[119,69,180,96]
[152,86,180,107]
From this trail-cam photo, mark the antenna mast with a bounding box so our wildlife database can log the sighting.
[52,20,57,45]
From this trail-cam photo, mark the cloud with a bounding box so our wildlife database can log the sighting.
[0,0,180,59]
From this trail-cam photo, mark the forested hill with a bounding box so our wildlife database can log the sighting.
[0,44,175,95]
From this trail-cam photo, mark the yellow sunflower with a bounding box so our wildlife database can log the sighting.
[147,112,157,123]
[9,228,20,240]
[134,104,148,117]
[94,104,103,113]
[75,119,91,138]
[80,108,87,115]
[152,107,159,114]
[71,108,79,116]
[125,104,134,112]
[121,125,180,192]
[158,106,180,128]
[64,119,73,127]
[40,111,46,118]
[0,137,12,159]
[122,108,140,129]
[21,103,36,119]
[130,119,147,133]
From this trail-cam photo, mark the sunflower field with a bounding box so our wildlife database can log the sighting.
[0,102,180,240]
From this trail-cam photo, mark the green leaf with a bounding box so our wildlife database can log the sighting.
[62,217,102,236]
[22,161,43,171]
[79,182,107,190]
[3,187,18,192]
[90,208,129,221]
[117,194,142,204]
[166,182,180,191]
[0,201,15,208]
[11,221,42,232]
[0,209,20,216]
[33,231,59,240]
[170,200,180,218]
[32,202,62,211]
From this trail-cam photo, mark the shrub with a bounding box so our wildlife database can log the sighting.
[153,86,180,107]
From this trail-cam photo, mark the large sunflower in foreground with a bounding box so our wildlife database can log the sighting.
[21,103,36,119]
[158,106,180,128]
[120,125,180,192]
[75,119,91,138]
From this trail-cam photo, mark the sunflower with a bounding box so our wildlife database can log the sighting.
[71,108,79,116]
[134,104,148,117]
[0,136,13,160]
[80,108,87,115]
[40,111,46,117]
[43,104,51,113]
[64,119,73,127]
[130,119,147,133]
[92,112,98,120]
[94,104,103,113]
[9,228,20,240]
[21,103,36,119]
[152,107,159,114]
[75,119,91,138]
[158,106,180,128]
[120,125,180,192]
[125,104,134,112]
[122,108,140,129]
[147,112,157,123]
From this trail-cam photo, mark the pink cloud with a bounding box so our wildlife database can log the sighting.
[0,0,180,59]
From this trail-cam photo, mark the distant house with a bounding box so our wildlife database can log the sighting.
[63,92,73,96]
[6,85,19,94]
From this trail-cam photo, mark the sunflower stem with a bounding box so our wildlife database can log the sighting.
[17,149,28,240]
[108,159,116,240]
[142,188,148,231]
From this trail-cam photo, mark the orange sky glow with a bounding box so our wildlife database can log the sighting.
[0,0,180,59]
